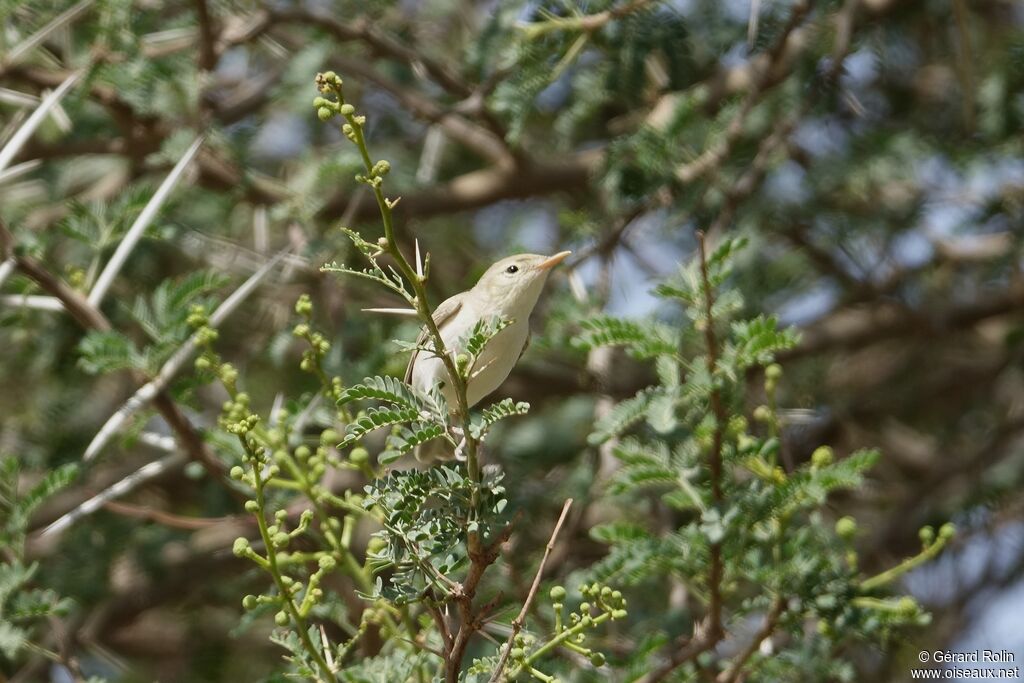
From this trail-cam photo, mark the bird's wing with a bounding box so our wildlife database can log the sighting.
[404,292,466,384]
[517,330,531,362]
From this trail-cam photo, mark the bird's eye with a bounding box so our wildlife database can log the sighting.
[505,265,519,274]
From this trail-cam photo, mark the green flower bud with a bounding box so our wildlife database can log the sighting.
[229,465,244,480]
[318,555,337,570]
[293,323,310,338]
[232,537,250,557]
[244,500,259,513]
[811,446,834,468]
[349,447,369,464]
[612,609,627,620]
[549,585,567,602]
[194,356,211,371]
[835,516,857,540]
[510,648,525,660]
[589,652,606,667]
[580,602,591,613]
[897,596,918,617]
[340,103,355,116]
[242,594,258,610]
[321,429,340,445]
[275,611,289,627]
[939,522,956,540]
[580,615,593,627]
[753,405,772,422]
[295,445,311,460]
[765,363,783,381]
[372,160,391,177]
[919,526,935,546]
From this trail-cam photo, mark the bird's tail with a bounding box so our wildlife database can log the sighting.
[414,437,455,464]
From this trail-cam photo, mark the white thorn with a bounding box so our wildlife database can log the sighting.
[0,72,80,176]
[88,135,205,307]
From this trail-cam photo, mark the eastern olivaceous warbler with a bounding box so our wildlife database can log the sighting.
[406,250,571,461]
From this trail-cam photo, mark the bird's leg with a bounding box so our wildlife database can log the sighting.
[453,436,468,462]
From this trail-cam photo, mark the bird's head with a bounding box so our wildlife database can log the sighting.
[471,251,571,316]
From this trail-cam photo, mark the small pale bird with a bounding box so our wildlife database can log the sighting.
[406,251,571,461]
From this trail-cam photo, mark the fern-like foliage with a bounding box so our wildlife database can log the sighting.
[469,398,530,439]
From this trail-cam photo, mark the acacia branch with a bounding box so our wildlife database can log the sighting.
[489,499,573,683]
[0,219,230,487]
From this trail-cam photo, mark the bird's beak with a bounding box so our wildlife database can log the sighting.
[537,250,572,270]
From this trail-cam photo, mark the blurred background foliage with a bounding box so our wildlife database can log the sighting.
[0,0,1023,680]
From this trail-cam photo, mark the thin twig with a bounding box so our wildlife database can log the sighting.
[39,451,187,538]
[716,597,785,683]
[488,499,573,683]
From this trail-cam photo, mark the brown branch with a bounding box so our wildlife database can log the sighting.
[193,0,219,72]
[320,149,600,222]
[697,232,726,642]
[101,500,230,530]
[0,219,229,485]
[444,520,516,682]
[488,499,573,683]
[716,597,786,683]
[267,8,472,99]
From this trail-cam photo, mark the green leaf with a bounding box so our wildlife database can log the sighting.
[572,315,678,359]
[470,398,530,439]
[339,406,421,448]
[589,388,656,444]
[77,330,144,375]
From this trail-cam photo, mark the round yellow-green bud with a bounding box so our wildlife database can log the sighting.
[232,537,250,557]
[244,500,259,513]
[349,447,369,464]
[835,516,857,541]
[367,536,387,554]
[580,602,591,613]
[321,429,340,445]
[549,585,566,602]
[753,405,772,422]
[195,356,211,371]
[376,236,388,249]
[510,648,525,660]
[580,615,593,627]
[811,446,834,468]
[318,555,337,570]
[372,160,391,177]
[340,103,355,116]
[589,652,606,667]
[317,107,333,122]
[272,532,289,548]
[612,609,627,620]
[242,595,258,610]
[295,294,313,316]
[321,70,337,83]
[295,445,311,460]
[897,596,918,617]
[939,522,956,540]
[765,364,783,381]
[275,611,290,627]
[293,323,310,338]
[229,466,244,480]
[919,526,935,546]
[313,96,328,108]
